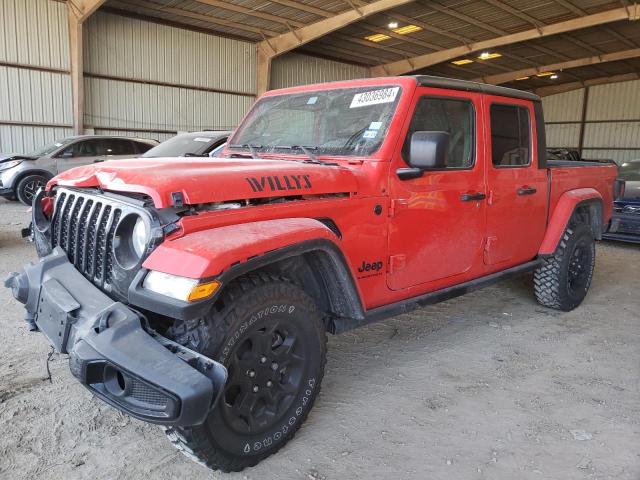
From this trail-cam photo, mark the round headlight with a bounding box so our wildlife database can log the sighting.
[114,214,150,269]
[132,216,148,258]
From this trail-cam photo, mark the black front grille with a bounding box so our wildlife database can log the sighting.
[51,191,122,288]
[618,220,640,235]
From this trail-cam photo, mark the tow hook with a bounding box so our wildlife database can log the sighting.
[5,271,38,331]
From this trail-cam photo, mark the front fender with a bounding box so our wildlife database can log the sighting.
[539,188,603,255]
[142,218,340,279]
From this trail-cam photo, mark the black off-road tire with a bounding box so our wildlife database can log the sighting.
[164,273,327,472]
[16,174,47,205]
[533,223,596,311]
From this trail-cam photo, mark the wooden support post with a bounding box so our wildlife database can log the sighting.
[578,87,590,156]
[68,10,84,135]
[67,0,106,135]
[256,46,272,97]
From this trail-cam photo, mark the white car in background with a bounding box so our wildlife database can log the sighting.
[141,131,231,159]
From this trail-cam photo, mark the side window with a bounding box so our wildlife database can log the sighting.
[75,140,100,157]
[402,97,475,169]
[101,139,135,156]
[490,104,531,167]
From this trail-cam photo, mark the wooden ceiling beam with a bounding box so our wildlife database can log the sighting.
[371,6,635,76]
[475,47,640,84]
[68,0,105,22]
[257,0,414,57]
[256,0,414,94]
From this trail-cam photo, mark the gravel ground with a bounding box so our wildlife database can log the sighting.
[0,197,638,480]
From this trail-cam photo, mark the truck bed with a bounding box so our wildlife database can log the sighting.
[546,162,618,232]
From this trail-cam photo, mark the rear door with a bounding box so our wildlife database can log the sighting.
[387,88,486,290]
[483,98,548,268]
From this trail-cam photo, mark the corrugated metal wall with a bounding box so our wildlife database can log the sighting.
[83,11,256,140]
[543,79,640,164]
[270,53,369,90]
[0,0,72,153]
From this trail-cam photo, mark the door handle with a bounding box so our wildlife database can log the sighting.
[517,186,537,196]
[460,192,486,202]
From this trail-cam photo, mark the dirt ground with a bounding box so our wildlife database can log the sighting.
[0,196,638,480]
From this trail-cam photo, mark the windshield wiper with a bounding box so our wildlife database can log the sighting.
[275,145,337,166]
[227,144,262,159]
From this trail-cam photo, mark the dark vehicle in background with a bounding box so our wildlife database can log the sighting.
[604,159,640,243]
[547,148,616,165]
[0,136,157,205]
[142,131,230,158]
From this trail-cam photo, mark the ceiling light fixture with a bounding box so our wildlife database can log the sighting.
[365,33,391,42]
[478,52,502,60]
[393,24,422,34]
[452,59,474,65]
[388,21,399,29]
[550,74,559,79]
[515,76,530,80]
[537,71,555,77]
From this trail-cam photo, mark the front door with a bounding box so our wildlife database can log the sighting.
[483,98,548,268]
[55,139,102,173]
[387,89,486,291]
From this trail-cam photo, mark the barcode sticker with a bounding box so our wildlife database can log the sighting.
[350,87,399,108]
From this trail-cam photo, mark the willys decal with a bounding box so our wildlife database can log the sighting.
[245,175,312,193]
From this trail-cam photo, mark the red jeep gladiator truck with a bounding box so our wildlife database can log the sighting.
[6,76,617,471]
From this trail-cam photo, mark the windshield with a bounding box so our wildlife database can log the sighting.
[230,86,402,157]
[28,137,74,157]
[142,134,222,158]
[619,160,640,181]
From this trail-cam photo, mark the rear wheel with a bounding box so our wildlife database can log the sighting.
[534,223,595,311]
[164,273,327,472]
[16,174,47,205]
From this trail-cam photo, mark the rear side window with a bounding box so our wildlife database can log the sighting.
[134,141,154,154]
[402,97,475,169]
[490,104,531,167]
[101,139,137,156]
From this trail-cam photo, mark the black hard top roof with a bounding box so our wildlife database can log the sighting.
[413,75,541,102]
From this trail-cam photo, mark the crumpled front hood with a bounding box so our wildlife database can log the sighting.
[0,154,37,163]
[49,157,361,207]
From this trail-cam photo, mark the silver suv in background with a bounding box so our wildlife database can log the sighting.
[0,135,158,204]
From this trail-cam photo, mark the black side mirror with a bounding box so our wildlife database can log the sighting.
[397,131,449,180]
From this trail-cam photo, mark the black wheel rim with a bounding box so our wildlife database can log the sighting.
[22,179,45,203]
[221,318,306,435]
[567,241,591,295]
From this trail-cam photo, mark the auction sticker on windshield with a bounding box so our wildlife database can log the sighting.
[350,87,400,108]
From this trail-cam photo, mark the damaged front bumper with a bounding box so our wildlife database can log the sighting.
[5,247,227,427]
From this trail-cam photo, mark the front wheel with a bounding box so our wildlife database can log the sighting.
[164,274,327,472]
[534,223,596,311]
[16,174,47,205]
